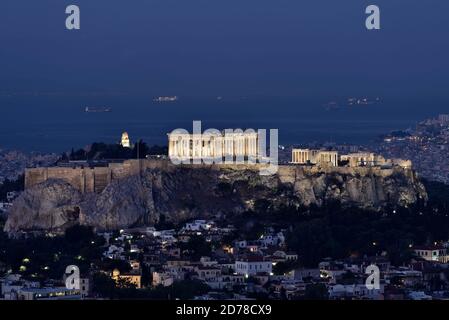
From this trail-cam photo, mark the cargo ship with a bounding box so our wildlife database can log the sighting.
[153,96,178,102]
[85,107,112,113]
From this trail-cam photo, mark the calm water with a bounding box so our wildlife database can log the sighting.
[0,95,447,153]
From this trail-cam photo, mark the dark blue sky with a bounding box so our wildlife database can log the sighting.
[1,0,449,100]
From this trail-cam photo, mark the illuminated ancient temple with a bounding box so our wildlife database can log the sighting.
[168,130,259,160]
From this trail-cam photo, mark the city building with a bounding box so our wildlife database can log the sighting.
[438,114,449,124]
[414,245,448,263]
[183,220,214,232]
[79,278,90,298]
[17,287,81,300]
[112,269,142,289]
[328,283,384,300]
[152,272,174,287]
[235,255,272,277]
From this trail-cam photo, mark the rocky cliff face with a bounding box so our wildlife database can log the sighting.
[4,165,428,234]
[4,179,83,232]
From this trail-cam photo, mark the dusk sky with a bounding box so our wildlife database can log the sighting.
[1,0,449,100]
[4,2,449,307]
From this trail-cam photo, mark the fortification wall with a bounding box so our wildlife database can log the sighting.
[25,166,112,193]
[25,159,405,193]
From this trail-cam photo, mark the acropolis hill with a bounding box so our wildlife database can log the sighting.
[6,156,427,233]
[24,141,414,194]
[25,158,415,194]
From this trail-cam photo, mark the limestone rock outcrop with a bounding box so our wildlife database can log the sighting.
[4,179,83,232]
[4,165,428,234]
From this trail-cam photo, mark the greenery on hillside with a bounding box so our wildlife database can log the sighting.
[61,141,168,161]
[422,179,449,210]
[230,180,449,267]
[0,224,210,299]
[0,174,24,201]
[0,225,105,281]
[92,274,209,299]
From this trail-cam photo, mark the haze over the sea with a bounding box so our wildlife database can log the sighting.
[1,95,447,152]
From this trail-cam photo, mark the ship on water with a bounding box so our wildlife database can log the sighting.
[85,107,112,113]
[153,96,178,102]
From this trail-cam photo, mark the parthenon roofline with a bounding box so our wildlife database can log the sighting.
[167,130,259,137]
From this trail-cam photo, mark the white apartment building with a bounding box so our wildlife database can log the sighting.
[235,255,272,276]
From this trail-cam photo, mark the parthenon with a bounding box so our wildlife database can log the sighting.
[168,130,259,160]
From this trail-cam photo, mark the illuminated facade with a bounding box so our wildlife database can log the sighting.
[291,149,338,167]
[121,132,131,148]
[168,131,259,160]
[112,269,142,288]
[292,149,411,169]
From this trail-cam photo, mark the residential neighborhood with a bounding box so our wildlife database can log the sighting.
[3,219,449,300]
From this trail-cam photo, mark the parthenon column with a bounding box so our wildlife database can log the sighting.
[183,136,190,157]
[249,135,257,157]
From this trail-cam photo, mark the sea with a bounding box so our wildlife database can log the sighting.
[0,95,447,153]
